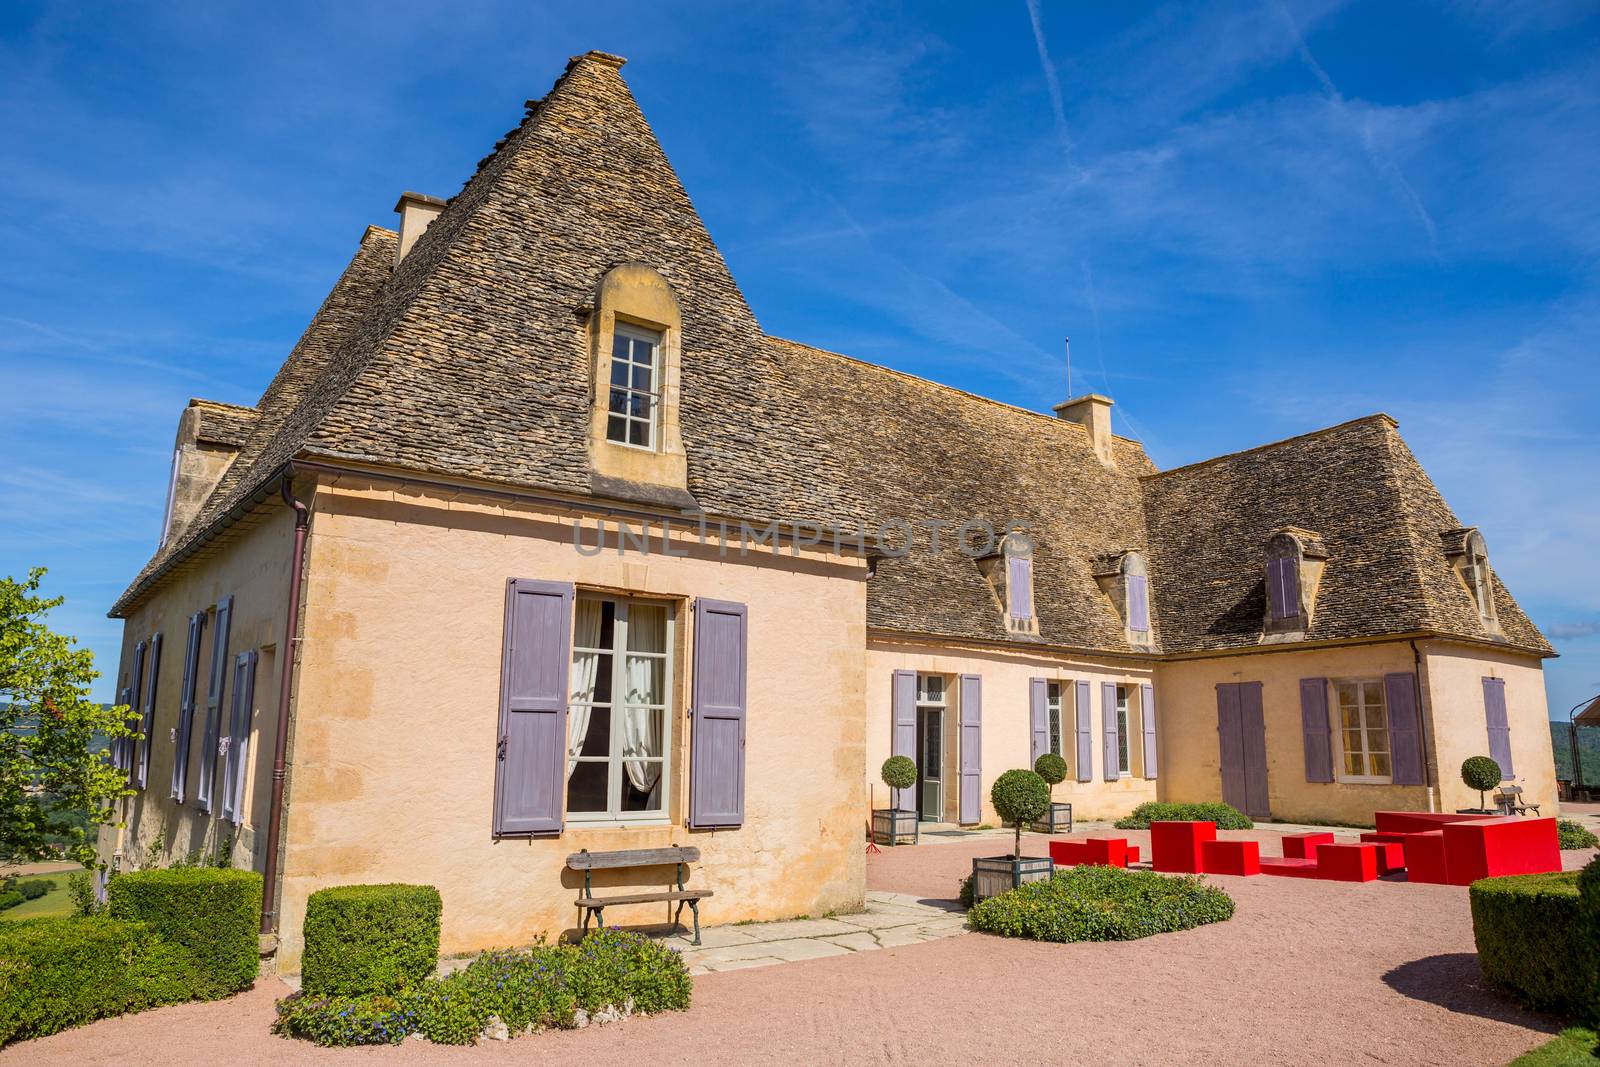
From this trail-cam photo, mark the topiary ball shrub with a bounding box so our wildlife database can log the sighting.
[1114,801,1252,831]
[0,916,204,1045]
[969,866,1235,943]
[1461,756,1503,810]
[1557,819,1599,851]
[107,867,262,998]
[1034,753,1067,791]
[301,884,442,997]
[1471,869,1598,1025]
[991,769,1051,857]
[880,755,916,793]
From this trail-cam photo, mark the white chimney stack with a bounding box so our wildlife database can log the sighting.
[393,191,447,265]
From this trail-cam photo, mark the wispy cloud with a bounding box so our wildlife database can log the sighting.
[1550,621,1600,640]
[1023,0,1076,169]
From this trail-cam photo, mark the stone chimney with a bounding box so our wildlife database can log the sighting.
[1054,393,1115,466]
[392,191,447,265]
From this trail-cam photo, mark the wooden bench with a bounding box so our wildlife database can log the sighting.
[1494,785,1541,817]
[567,846,712,945]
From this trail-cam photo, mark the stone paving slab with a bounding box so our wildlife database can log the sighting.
[665,890,969,975]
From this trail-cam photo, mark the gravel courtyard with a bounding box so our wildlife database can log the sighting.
[6,826,1592,1067]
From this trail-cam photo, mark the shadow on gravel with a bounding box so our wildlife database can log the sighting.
[1382,953,1557,1030]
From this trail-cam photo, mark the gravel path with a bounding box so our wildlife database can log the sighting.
[7,828,1591,1067]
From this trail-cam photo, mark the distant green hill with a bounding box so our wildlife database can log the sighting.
[1550,721,1600,785]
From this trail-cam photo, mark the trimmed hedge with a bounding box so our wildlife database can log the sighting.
[1114,801,1253,831]
[0,916,203,1045]
[274,929,692,1047]
[1470,866,1599,1025]
[969,865,1235,943]
[302,884,442,996]
[107,867,261,997]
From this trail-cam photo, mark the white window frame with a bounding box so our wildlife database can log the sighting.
[566,595,674,824]
[1046,681,1064,762]
[915,673,946,820]
[1332,677,1392,785]
[1115,684,1131,775]
[605,322,662,451]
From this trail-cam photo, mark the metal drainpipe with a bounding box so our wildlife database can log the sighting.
[260,471,310,937]
[1410,638,1435,812]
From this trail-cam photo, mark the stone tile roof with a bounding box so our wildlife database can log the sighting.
[189,399,258,448]
[1142,416,1551,656]
[107,51,1554,661]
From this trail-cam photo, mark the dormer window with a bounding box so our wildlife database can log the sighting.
[1092,550,1153,646]
[1263,528,1329,640]
[1007,555,1034,624]
[1444,528,1499,631]
[606,323,661,448]
[978,532,1038,637]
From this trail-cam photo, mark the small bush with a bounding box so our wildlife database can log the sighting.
[107,867,261,997]
[1461,756,1503,809]
[969,865,1235,943]
[67,872,99,917]
[0,892,21,912]
[1114,801,1253,830]
[958,874,975,910]
[880,755,916,792]
[302,884,442,996]
[1034,753,1067,789]
[275,929,692,1047]
[991,769,1051,857]
[1557,820,1599,851]
[0,916,203,1045]
[1471,869,1599,1025]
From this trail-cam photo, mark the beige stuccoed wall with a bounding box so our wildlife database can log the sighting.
[1421,640,1555,813]
[1155,642,1428,825]
[1154,639,1554,825]
[277,479,868,973]
[864,639,1157,823]
[98,503,296,875]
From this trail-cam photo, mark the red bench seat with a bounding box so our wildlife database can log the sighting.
[1151,821,1216,874]
[1282,832,1334,860]
[1048,838,1138,869]
[1313,843,1379,882]
[1261,857,1321,879]
[1199,838,1260,876]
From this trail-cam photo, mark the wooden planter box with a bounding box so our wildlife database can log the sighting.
[1031,802,1073,834]
[971,854,1053,902]
[872,808,920,846]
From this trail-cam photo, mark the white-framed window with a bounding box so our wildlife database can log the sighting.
[567,595,672,822]
[1334,679,1391,783]
[1115,684,1131,775]
[606,322,661,449]
[1047,681,1064,761]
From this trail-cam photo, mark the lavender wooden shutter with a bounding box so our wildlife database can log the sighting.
[1267,557,1299,620]
[1384,672,1424,786]
[1102,683,1119,781]
[221,649,257,825]
[1127,575,1150,634]
[1074,680,1093,782]
[1029,678,1049,764]
[1141,682,1157,779]
[690,598,748,829]
[114,684,133,774]
[1482,677,1513,776]
[890,670,916,811]
[197,595,233,813]
[1240,682,1271,816]
[1216,684,1247,811]
[171,612,205,802]
[133,633,162,790]
[124,640,146,776]
[959,674,982,824]
[493,579,573,837]
[1299,678,1333,783]
[1008,557,1034,620]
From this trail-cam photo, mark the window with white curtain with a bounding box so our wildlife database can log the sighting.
[566,595,672,821]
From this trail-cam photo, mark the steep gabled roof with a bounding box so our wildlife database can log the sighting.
[1141,415,1551,656]
[109,52,1554,662]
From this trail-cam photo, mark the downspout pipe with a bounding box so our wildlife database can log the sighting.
[1410,639,1435,812]
[261,470,310,937]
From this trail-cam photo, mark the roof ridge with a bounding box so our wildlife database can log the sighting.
[1140,413,1399,480]
[188,397,257,414]
[767,335,1146,446]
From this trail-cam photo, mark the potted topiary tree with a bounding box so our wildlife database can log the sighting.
[872,755,920,845]
[971,769,1054,901]
[1460,756,1504,814]
[1031,753,1071,834]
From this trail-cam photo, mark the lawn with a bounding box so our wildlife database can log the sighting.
[0,872,77,921]
[1509,1027,1599,1065]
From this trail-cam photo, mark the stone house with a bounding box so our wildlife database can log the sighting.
[98,51,1556,971]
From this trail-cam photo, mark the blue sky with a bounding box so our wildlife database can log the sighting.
[2,1,1597,715]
